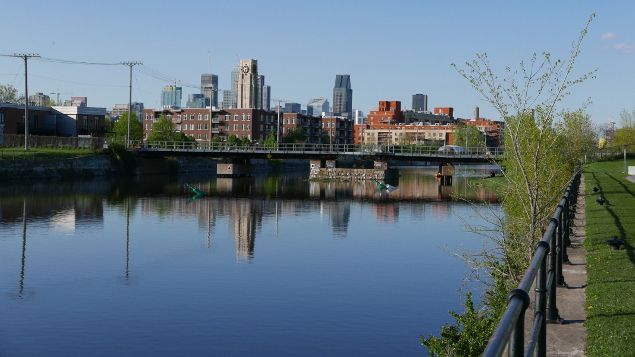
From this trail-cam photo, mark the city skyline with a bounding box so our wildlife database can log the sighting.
[0,1,631,124]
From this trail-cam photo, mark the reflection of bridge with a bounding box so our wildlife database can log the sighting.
[131,141,503,163]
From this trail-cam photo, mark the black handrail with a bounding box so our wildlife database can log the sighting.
[482,171,580,357]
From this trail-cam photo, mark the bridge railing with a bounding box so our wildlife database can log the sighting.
[127,140,504,157]
[482,171,581,357]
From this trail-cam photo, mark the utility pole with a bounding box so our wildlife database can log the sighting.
[9,53,40,150]
[121,61,142,148]
[272,98,288,147]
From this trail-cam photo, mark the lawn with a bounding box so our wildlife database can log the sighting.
[0,147,101,160]
[584,159,635,356]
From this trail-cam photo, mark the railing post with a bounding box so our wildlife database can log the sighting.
[535,241,549,357]
[562,196,570,262]
[556,205,566,286]
[508,289,531,357]
[547,219,560,322]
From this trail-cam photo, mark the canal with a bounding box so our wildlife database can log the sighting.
[0,166,500,356]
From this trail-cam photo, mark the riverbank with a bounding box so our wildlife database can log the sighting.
[584,159,635,356]
[0,147,100,160]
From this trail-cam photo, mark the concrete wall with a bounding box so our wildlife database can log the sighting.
[310,168,387,181]
[0,155,115,181]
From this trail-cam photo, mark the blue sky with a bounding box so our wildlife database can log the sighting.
[1,0,632,125]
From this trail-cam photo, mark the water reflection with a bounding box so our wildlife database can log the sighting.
[0,170,498,262]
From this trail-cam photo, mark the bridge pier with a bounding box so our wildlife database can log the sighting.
[438,162,455,186]
[217,158,252,177]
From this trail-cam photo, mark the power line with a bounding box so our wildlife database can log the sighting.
[121,61,142,148]
[37,56,121,66]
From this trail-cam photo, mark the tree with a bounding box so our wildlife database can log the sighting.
[451,125,485,148]
[283,127,307,143]
[423,14,596,355]
[147,114,175,142]
[613,109,635,153]
[113,112,143,141]
[0,83,24,104]
[558,109,597,165]
[263,132,277,149]
[226,134,240,146]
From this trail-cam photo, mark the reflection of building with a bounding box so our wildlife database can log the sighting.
[230,200,258,259]
[374,203,399,223]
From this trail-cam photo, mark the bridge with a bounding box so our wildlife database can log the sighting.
[126,141,503,180]
[129,141,504,163]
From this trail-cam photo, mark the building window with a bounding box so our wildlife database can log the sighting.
[225,114,230,120]
[242,114,246,121]
[198,114,202,120]
[233,124,238,130]
[189,114,194,120]
[205,114,209,120]
[247,114,251,121]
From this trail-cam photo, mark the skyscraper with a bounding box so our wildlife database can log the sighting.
[412,94,428,112]
[201,74,218,108]
[222,90,236,109]
[307,97,329,117]
[237,59,259,109]
[333,75,352,118]
[186,93,206,108]
[161,85,182,109]
[263,85,271,111]
[255,75,265,109]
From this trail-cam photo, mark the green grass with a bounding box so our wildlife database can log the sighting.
[471,175,507,193]
[584,159,635,356]
[0,147,101,160]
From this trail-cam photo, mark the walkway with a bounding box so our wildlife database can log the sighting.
[547,175,587,356]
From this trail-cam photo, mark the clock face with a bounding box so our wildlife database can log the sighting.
[242,65,250,74]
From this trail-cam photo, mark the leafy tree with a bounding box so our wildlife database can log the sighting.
[558,109,597,165]
[283,127,307,143]
[147,114,175,142]
[226,134,240,146]
[211,135,222,144]
[263,132,277,149]
[423,14,596,355]
[0,83,24,104]
[612,109,635,153]
[451,125,485,148]
[113,112,143,141]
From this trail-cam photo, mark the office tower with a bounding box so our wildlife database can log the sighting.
[412,94,428,112]
[284,102,301,114]
[262,85,271,111]
[307,97,329,117]
[222,90,236,109]
[332,75,352,118]
[255,75,265,109]
[354,109,365,124]
[29,92,51,106]
[161,85,182,109]
[201,74,218,108]
[231,67,239,101]
[187,94,206,108]
[112,102,144,121]
[237,59,259,109]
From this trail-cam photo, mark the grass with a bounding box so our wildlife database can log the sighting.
[584,159,635,356]
[471,175,507,193]
[0,147,101,160]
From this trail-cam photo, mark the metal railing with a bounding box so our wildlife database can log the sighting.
[483,171,581,357]
[123,140,505,159]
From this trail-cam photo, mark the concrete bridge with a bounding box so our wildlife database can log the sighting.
[128,141,503,179]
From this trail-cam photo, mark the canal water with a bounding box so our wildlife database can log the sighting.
[0,167,500,356]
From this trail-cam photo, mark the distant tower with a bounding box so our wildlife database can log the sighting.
[332,75,352,118]
[262,85,271,111]
[237,59,259,109]
[255,75,265,109]
[412,94,428,112]
[474,106,480,120]
[201,74,218,108]
[161,85,182,109]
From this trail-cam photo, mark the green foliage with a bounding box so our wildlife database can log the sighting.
[283,127,307,143]
[421,292,502,356]
[147,114,192,143]
[113,112,143,141]
[226,134,240,146]
[423,14,596,355]
[584,160,635,356]
[263,132,277,149]
[451,125,485,148]
[0,83,24,104]
[211,135,222,143]
[558,109,597,166]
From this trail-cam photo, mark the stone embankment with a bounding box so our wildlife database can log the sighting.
[310,168,388,181]
[0,155,116,180]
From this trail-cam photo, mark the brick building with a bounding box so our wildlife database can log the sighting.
[142,108,354,144]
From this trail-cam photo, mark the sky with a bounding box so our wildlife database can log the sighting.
[0,0,633,125]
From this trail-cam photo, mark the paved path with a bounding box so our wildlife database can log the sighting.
[546,175,587,356]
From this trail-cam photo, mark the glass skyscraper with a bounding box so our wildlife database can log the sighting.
[201,74,218,108]
[161,85,182,109]
[332,75,352,118]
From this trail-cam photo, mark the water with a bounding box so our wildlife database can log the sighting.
[0,167,500,356]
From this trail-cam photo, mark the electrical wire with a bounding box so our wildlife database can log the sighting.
[36,56,121,66]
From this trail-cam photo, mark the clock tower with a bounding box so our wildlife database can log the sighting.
[237,59,258,109]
